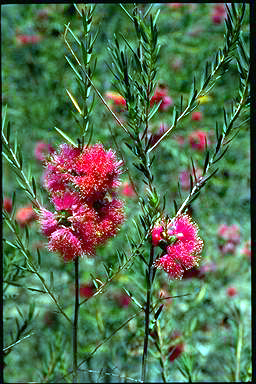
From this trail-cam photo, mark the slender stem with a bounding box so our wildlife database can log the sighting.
[235,320,243,382]
[141,245,155,382]
[73,256,80,383]
[156,320,167,383]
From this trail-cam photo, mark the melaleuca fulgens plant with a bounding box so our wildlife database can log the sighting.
[2,3,250,383]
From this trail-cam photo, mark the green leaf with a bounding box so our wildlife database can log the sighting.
[203,150,210,175]
[2,105,8,133]
[54,127,77,147]
[65,55,83,81]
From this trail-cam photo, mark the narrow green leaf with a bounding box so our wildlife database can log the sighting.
[65,55,83,80]
[203,151,210,175]
[64,23,81,45]
[2,105,8,132]
[73,3,83,17]
[54,127,77,147]
[148,100,161,120]
[173,199,178,214]
[31,177,37,197]
[50,271,54,290]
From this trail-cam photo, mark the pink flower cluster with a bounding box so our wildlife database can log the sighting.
[218,223,240,254]
[152,214,204,279]
[39,143,125,261]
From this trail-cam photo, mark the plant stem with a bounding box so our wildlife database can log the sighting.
[235,320,243,382]
[141,244,155,382]
[156,320,167,383]
[73,256,80,383]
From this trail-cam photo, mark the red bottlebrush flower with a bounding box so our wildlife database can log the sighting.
[48,227,83,261]
[227,286,237,297]
[51,191,81,211]
[75,144,123,199]
[80,283,96,298]
[150,88,172,111]
[168,331,184,362]
[3,197,12,213]
[16,205,38,227]
[191,111,203,121]
[39,208,58,237]
[153,214,203,279]
[16,34,41,45]
[44,143,123,200]
[189,130,210,151]
[41,143,125,260]
[152,225,164,246]
[34,141,55,162]
[121,181,136,197]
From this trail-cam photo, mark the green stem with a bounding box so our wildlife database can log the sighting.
[235,320,243,382]
[73,256,80,383]
[141,244,155,382]
[156,320,167,383]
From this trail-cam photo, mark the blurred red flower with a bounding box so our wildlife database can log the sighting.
[121,181,136,197]
[211,4,226,24]
[191,111,203,121]
[150,88,172,111]
[218,224,240,244]
[16,34,42,45]
[16,205,38,227]
[80,283,96,298]
[168,331,184,362]
[189,130,210,151]
[226,286,237,297]
[114,293,131,308]
[34,141,55,162]
[3,197,12,213]
[240,240,251,259]
[105,91,126,107]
